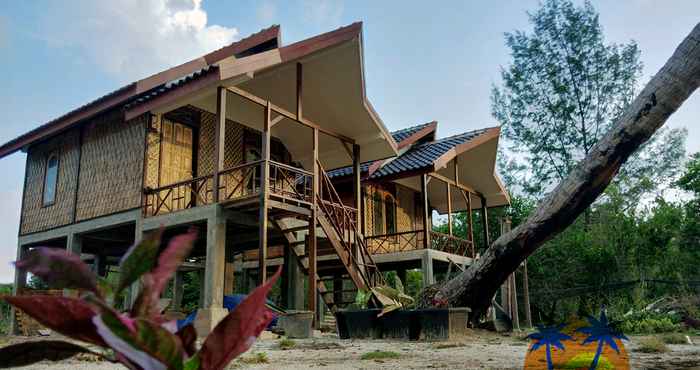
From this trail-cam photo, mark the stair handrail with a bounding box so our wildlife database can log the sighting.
[316,160,386,288]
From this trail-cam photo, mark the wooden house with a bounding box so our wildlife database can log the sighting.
[0,23,508,334]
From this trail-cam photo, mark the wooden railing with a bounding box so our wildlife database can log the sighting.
[268,160,313,205]
[143,175,214,217]
[317,161,385,288]
[365,230,424,254]
[218,160,263,203]
[430,230,474,257]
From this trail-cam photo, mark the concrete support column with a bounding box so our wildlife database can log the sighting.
[10,244,27,334]
[195,207,228,336]
[65,233,83,297]
[128,220,144,308]
[421,251,435,288]
[171,271,184,311]
[282,245,304,310]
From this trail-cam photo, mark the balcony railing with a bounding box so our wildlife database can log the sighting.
[365,229,474,258]
[143,175,214,217]
[144,160,314,217]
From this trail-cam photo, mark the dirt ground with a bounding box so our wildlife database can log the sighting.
[2,330,700,369]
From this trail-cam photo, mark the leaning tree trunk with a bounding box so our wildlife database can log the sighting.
[435,23,700,320]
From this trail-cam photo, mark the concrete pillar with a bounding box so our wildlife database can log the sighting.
[171,271,184,311]
[282,245,304,310]
[198,270,205,308]
[195,208,228,336]
[65,233,83,297]
[128,221,144,308]
[10,244,27,334]
[421,251,435,288]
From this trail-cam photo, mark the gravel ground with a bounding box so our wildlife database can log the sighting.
[2,331,699,369]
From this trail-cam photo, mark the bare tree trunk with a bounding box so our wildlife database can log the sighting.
[435,23,700,320]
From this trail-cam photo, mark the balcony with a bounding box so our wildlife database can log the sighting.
[365,229,475,258]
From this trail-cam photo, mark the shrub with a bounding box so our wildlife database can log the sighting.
[240,352,269,364]
[278,337,296,350]
[636,337,669,353]
[617,312,682,334]
[661,333,689,344]
[0,229,281,370]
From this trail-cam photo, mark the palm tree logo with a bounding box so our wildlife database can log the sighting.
[527,323,574,370]
[576,311,628,370]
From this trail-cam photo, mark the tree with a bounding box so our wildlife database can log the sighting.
[434,22,700,321]
[492,0,686,208]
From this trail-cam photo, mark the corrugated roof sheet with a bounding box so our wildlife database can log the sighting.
[391,122,434,142]
[371,128,491,179]
[125,66,218,109]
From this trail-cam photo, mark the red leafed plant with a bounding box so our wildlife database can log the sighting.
[1,228,280,370]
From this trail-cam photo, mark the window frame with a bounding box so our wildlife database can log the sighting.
[42,151,60,207]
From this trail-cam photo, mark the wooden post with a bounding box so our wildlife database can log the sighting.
[213,87,226,202]
[308,127,319,326]
[522,260,533,328]
[446,181,453,236]
[480,196,490,250]
[224,245,235,296]
[510,272,520,330]
[258,102,271,285]
[353,144,361,229]
[421,174,431,249]
[333,275,343,308]
[172,271,184,311]
[296,63,303,120]
[466,191,475,254]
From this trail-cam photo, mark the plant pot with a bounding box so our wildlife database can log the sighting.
[378,310,414,339]
[278,310,314,339]
[415,308,469,341]
[335,309,382,339]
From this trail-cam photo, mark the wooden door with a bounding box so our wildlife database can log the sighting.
[159,119,194,210]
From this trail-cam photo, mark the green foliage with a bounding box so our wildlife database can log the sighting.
[278,337,296,350]
[360,350,401,360]
[635,337,669,353]
[239,352,269,364]
[677,153,700,194]
[660,333,688,345]
[0,284,11,335]
[3,230,280,370]
[617,312,681,334]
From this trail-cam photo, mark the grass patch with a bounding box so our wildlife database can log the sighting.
[661,333,688,345]
[239,352,269,364]
[278,337,296,350]
[360,350,401,360]
[636,337,670,353]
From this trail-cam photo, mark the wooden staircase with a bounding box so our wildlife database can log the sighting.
[272,162,385,312]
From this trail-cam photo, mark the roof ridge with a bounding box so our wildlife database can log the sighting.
[415,126,496,147]
[390,121,434,135]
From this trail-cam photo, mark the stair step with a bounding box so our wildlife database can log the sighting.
[290,240,306,246]
[280,225,309,233]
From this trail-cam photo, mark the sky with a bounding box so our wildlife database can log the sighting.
[0,0,698,283]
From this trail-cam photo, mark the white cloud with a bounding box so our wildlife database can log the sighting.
[257,1,277,24]
[302,0,344,27]
[40,0,239,83]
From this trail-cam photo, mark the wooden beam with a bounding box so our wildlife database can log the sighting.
[213,87,227,203]
[446,182,453,236]
[226,86,355,145]
[258,101,271,285]
[522,260,533,328]
[466,190,475,256]
[308,127,319,327]
[353,144,361,230]
[296,63,303,120]
[480,196,490,251]
[428,172,480,197]
[269,114,285,127]
[421,174,431,250]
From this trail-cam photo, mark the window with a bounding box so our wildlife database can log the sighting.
[43,153,59,206]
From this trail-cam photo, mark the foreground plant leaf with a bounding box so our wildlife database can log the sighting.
[4,295,105,346]
[133,229,197,318]
[94,308,184,370]
[117,229,163,294]
[177,324,198,357]
[0,340,96,368]
[197,266,282,370]
[14,247,98,294]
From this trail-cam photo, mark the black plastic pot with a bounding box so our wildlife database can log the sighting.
[335,309,382,339]
[378,310,415,339]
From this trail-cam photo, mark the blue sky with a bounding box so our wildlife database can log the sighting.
[0,0,698,283]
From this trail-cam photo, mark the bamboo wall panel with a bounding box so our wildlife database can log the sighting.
[20,128,81,235]
[75,112,146,221]
[196,110,244,177]
[144,116,161,189]
[396,185,415,232]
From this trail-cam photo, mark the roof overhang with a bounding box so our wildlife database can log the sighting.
[129,22,398,170]
[0,26,282,159]
[391,127,510,211]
